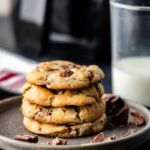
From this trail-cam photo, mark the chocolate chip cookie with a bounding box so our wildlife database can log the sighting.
[26,60,104,89]
[23,114,106,138]
[21,100,105,124]
[22,82,104,107]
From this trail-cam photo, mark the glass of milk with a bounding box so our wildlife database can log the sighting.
[110,0,150,106]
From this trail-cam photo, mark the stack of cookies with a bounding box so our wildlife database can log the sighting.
[21,60,106,138]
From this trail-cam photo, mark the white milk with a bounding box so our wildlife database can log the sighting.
[112,57,150,106]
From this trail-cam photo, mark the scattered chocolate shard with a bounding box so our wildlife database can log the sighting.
[130,111,145,126]
[111,104,129,125]
[14,135,38,143]
[102,94,125,115]
[102,93,129,126]
[91,132,105,143]
[60,69,73,77]
[91,133,117,143]
[51,137,67,145]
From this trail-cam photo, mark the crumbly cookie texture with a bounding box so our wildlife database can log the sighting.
[26,60,104,89]
[23,114,106,138]
[21,100,105,124]
[22,82,104,107]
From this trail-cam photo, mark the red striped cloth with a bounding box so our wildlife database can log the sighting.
[0,70,26,94]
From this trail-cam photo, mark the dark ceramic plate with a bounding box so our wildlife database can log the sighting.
[0,96,150,150]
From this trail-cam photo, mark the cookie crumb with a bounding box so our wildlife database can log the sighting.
[51,137,67,145]
[91,132,105,143]
[14,135,38,143]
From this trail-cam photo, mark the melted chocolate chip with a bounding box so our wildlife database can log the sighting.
[60,69,73,77]
[42,108,52,116]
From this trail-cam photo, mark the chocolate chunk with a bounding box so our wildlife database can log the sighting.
[14,135,38,143]
[111,104,129,125]
[35,108,52,119]
[60,69,73,77]
[51,137,67,145]
[130,111,145,126]
[42,108,52,116]
[102,93,129,126]
[91,132,105,143]
[102,94,125,115]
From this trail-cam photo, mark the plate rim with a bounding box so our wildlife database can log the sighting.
[0,96,150,149]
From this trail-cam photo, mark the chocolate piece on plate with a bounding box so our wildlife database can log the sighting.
[14,135,38,143]
[91,132,105,143]
[102,93,129,125]
[51,137,67,145]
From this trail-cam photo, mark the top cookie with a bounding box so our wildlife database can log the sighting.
[26,60,104,89]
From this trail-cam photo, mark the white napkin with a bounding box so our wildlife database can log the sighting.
[0,48,37,93]
[0,48,36,73]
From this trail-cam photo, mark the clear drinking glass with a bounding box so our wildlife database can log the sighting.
[110,0,150,106]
